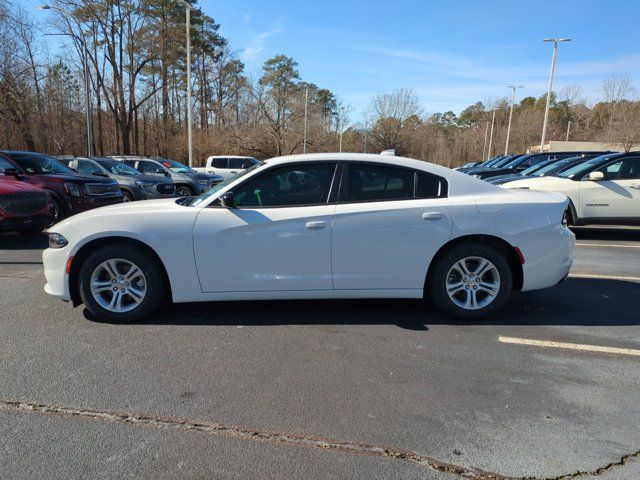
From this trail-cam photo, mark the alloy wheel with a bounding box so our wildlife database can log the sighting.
[445,256,501,310]
[90,258,147,313]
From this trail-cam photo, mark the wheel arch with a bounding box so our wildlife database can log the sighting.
[69,236,172,306]
[424,234,524,295]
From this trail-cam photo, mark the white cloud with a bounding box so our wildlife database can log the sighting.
[240,27,283,62]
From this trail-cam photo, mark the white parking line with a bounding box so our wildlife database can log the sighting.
[569,273,640,282]
[575,243,640,249]
[498,336,640,357]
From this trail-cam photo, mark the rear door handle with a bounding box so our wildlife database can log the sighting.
[305,221,326,229]
[230,171,237,174]
[422,212,443,221]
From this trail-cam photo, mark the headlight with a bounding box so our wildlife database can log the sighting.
[64,183,81,197]
[135,180,157,192]
[197,179,210,185]
[48,232,68,248]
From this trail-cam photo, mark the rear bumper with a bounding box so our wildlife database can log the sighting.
[521,224,575,291]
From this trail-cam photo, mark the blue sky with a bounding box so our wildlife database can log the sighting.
[25,0,640,121]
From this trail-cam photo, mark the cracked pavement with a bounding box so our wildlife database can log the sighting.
[1,227,639,479]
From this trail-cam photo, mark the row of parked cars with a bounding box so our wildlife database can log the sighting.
[0,151,234,235]
[457,151,640,225]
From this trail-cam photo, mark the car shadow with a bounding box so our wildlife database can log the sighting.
[0,231,49,250]
[84,278,639,329]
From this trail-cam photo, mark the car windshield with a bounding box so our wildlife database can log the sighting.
[519,159,555,176]
[96,159,141,176]
[7,153,75,175]
[0,156,15,171]
[557,154,618,179]
[189,162,264,207]
[494,155,520,168]
[533,158,579,176]
[157,159,195,174]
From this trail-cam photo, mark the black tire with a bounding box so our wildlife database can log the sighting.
[176,185,193,197]
[78,245,166,323]
[563,206,575,227]
[121,190,135,202]
[427,243,513,319]
[50,196,64,222]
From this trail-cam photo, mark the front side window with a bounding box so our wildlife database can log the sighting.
[77,160,97,175]
[210,158,228,169]
[346,164,414,202]
[599,158,640,180]
[139,161,163,174]
[233,163,337,207]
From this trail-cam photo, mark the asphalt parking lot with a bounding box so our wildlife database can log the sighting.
[1,227,639,480]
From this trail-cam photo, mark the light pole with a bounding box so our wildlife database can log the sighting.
[37,4,93,157]
[303,87,308,154]
[487,109,496,160]
[482,120,489,160]
[540,38,571,152]
[504,84,523,155]
[178,0,193,167]
[363,121,368,153]
[565,120,572,148]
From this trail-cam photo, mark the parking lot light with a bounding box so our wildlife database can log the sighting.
[540,38,571,152]
[505,85,523,155]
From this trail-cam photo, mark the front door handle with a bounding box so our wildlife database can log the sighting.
[230,170,237,174]
[305,221,326,229]
[422,212,443,221]
[630,184,640,190]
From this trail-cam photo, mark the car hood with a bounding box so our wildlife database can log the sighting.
[36,173,117,183]
[115,174,172,184]
[0,177,48,194]
[501,176,571,189]
[195,172,223,181]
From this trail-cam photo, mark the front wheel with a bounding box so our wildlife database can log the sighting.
[176,185,193,197]
[78,245,166,323]
[427,243,513,319]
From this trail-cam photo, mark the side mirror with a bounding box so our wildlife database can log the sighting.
[587,171,604,181]
[219,191,235,208]
[3,167,22,178]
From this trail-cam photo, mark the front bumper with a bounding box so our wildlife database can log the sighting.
[43,244,72,301]
[70,194,124,212]
[0,213,53,232]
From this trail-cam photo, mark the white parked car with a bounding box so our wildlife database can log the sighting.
[502,153,640,226]
[193,155,260,179]
[43,153,574,323]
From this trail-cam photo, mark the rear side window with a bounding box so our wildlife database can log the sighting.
[210,158,228,169]
[343,163,446,202]
[346,164,414,201]
[417,172,446,198]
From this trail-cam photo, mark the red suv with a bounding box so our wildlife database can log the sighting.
[0,151,123,221]
[0,176,54,235]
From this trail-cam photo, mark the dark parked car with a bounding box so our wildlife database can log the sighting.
[0,171,54,235]
[465,151,611,180]
[486,153,606,185]
[456,155,508,172]
[0,151,123,221]
[59,157,176,201]
[113,157,223,197]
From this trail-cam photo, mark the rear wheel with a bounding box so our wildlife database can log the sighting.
[78,245,166,323]
[427,243,513,319]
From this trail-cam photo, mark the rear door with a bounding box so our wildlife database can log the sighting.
[580,157,640,221]
[332,162,453,291]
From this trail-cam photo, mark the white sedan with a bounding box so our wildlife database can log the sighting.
[502,153,640,226]
[43,153,574,323]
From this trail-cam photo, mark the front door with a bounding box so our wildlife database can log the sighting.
[193,162,338,292]
[580,157,640,221]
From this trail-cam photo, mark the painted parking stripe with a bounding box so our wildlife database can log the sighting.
[569,273,640,282]
[498,336,640,357]
[575,243,640,249]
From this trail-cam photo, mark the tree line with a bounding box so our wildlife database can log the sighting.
[1,0,638,167]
